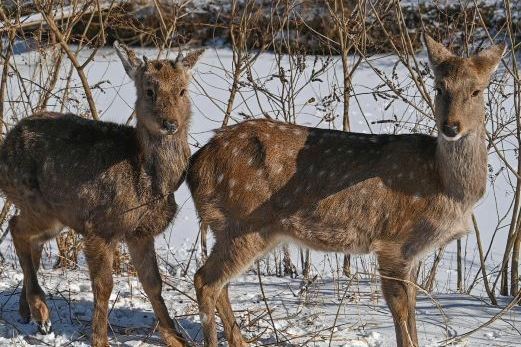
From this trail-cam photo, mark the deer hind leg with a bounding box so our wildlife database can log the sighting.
[19,241,44,321]
[215,285,248,347]
[10,213,58,333]
[84,236,114,347]
[18,241,43,325]
[377,252,418,347]
[126,236,188,347]
[194,231,272,347]
[406,263,418,341]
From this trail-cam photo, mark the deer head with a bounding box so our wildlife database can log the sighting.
[114,41,204,136]
[424,34,505,142]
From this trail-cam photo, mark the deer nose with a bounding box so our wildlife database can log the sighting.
[441,122,460,138]
[162,119,178,133]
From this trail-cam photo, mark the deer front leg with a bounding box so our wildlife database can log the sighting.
[126,236,188,347]
[84,236,114,347]
[377,253,418,347]
[10,215,51,333]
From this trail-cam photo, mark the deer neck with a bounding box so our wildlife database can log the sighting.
[436,128,487,206]
[136,121,189,196]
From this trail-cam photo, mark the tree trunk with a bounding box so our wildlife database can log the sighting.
[511,227,521,295]
[302,249,311,279]
[342,254,351,277]
[457,239,463,292]
[282,244,297,278]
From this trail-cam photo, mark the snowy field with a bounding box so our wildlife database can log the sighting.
[1,263,520,347]
[0,46,520,346]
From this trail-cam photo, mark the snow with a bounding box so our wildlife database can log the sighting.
[1,263,519,346]
[0,46,520,345]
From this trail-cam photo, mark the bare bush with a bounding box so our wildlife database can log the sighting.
[0,0,520,345]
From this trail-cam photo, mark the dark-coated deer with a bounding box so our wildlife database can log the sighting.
[186,36,505,346]
[0,42,204,347]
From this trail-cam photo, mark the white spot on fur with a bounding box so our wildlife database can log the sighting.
[217,174,224,183]
[229,179,236,188]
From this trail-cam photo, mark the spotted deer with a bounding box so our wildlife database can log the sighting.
[186,35,505,346]
[0,42,204,347]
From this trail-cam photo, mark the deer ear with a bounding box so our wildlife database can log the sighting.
[423,34,454,73]
[472,43,506,77]
[180,49,205,70]
[114,41,142,80]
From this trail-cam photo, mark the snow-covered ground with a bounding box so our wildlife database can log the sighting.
[0,46,520,346]
[1,259,520,346]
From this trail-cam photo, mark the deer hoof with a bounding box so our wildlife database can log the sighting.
[37,320,52,335]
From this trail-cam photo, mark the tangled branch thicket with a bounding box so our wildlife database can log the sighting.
[0,0,519,324]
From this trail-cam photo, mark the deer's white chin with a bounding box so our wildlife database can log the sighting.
[441,133,463,142]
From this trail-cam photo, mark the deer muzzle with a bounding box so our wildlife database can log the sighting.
[441,121,461,141]
[162,119,178,134]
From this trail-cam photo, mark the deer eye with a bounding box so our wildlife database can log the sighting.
[179,89,186,97]
[146,88,155,99]
[435,87,442,95]
[471,90,481,97]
